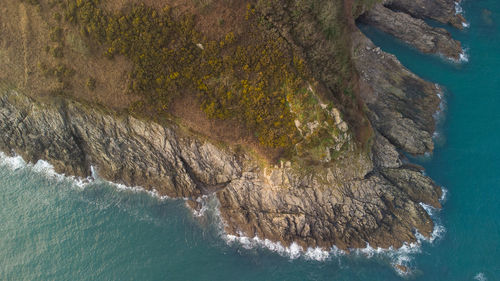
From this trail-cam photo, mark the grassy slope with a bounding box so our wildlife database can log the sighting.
[0,0,375,165]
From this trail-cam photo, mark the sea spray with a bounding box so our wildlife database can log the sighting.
[0,152,169,200]
[459,48,470,63]
[0,152,92,187]
[433,85,448,145]
[475,272,488,281]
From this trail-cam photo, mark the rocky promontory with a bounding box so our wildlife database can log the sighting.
[359,3,462,60]
[0,81,441,250]
[384,0,466,29]
[0,0,464,252]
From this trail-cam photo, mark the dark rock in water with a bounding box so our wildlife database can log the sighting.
[482,9,493,26]
[360,4,462,60]
[384,0,466,29]
[395,263,409,273]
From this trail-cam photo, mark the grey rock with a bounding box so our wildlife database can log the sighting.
[383,0,466,29]
[0,85,439,250]
[360,4,462,60]
[352,30,440,155]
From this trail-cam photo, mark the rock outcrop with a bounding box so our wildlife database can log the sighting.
[0,83,441,250]
[359,3,462,60]
[0,0,457,252]
[352,30,441,154]
[384,0,466,29]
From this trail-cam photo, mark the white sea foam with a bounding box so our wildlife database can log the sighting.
[1,152,447,275]
[218,195,447,275]
[433,87,447,143]
[440,186,448,202]
[0,152,26,170]
[474,272,487,281]
[192,195,210,217]
[0,152,92,187]
[0,152,169,200]
[354,242,421,276]
[418,202,446,243]
[223,233,336,261]
[112,180,169,200]
[455,0,466,15]
[459,48,470,63]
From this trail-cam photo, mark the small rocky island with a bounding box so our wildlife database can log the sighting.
[0,0,464,251]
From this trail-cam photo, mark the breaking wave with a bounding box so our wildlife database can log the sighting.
[0,152,169,200]
[474,272,487,281]
[433,85,447,145]
[215,190,448,276]
[0,152,91,187]
[460,48,470,63]
[1,152,448,276]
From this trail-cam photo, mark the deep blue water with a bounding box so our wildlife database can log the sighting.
[0,1,499,280]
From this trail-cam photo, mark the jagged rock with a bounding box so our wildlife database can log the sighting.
[372,132,402,168]
[0,86,439,250]
[0,88,242,198]
[0,0,451,252]
[383,0,466,29]
[352,30,440,155]
[360,4,462,60]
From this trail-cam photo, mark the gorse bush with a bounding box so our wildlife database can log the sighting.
[67,0,308,150]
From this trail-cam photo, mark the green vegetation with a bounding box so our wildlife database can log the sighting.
[65,0,309,150]
[86,77,96,91]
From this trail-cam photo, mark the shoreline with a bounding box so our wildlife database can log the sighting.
[0,149,446,276]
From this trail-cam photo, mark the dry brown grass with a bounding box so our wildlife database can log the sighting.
[0,0,139,109]
[0,0,285,161]
[169,92,284,163]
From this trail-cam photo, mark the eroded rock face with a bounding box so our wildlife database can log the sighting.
[0,85,441,250]
[0,89,242,198]
[352,30,440,155]
[384,0,466,29]
[359,4,462,60]
[0,0,451,252]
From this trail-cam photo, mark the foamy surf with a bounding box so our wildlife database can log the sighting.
[474,272,487,281]
[0,152,92,187]
[191,195,210,217]
[459,48,470,63]
[217,186,449,276]
[433,86,447,145]
[0,152,169,200]
[90,166,170,200]
[0,153,447,276]
[455,1,464,15]
[223,233,336,261]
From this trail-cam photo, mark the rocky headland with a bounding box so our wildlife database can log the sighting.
[0,0,464,251]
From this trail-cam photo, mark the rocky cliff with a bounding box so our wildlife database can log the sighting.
[0,75,441,251]
[359,3,462,60]
[0,0,464,252]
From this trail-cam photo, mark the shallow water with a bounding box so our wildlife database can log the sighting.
[1,1,499,280]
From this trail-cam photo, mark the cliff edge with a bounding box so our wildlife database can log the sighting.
[0,0,464,251]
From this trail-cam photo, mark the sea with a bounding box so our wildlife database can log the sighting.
[0,1,498,280]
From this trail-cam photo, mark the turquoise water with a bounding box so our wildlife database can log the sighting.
[1,1,499,280]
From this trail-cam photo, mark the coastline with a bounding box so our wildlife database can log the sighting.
[0,0,467,269]
[0,149,446,276]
